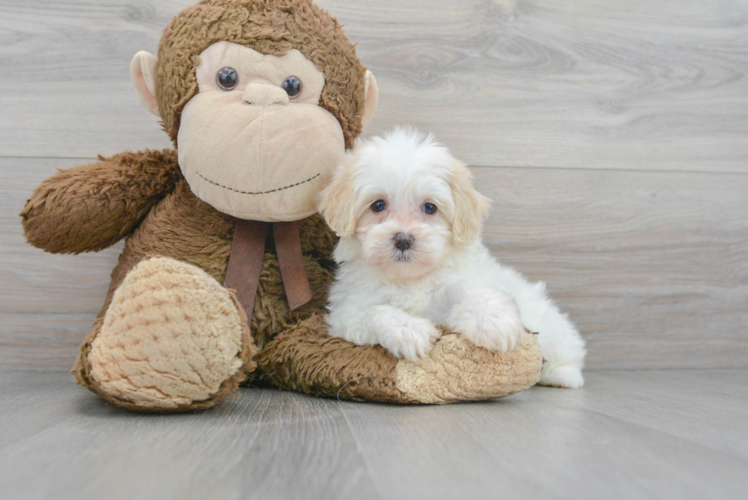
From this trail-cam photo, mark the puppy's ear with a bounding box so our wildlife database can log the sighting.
[449,160,491,244]
[319,153,360,238]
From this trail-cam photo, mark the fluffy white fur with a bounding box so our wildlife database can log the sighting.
[319,127,586,388]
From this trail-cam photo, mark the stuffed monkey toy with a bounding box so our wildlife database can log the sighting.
[21,0,542,412]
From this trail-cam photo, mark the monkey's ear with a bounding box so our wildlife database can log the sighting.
[318,154,361,238]
[449,159,491,244]
[361,70,378,129]
[130,51,160,117]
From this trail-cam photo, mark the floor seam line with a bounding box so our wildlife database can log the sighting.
[577,402,748,464]
[338,402,389,500]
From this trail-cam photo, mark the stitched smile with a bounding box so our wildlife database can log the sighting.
[197,172,321,195]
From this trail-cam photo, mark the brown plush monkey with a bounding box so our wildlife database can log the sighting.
[20,0,542,412]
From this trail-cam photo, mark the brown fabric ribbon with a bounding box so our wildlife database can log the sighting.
[225,219,313,321]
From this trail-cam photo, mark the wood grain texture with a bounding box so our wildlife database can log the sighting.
[337,369,748,500]
[3,158,746,371]
[574,370,748,460]
[0,158,121,369]
[1,369,747,500]
[0,370,381,500]
[2,3,747,497]
[0,0,746,172]
[476,166,748,370]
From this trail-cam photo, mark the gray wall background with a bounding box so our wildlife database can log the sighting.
[1,0,746,371]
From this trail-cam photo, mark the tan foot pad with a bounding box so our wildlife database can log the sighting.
[394,331,543,404]
[89,257,248,409]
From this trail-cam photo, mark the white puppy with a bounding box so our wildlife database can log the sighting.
[319,127,586,388]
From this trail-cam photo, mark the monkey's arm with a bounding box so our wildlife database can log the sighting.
[21,149,181,254]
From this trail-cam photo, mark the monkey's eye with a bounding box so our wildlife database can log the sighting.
[281,76,303,98]
[371,200,387,213]
[423,203,437,215]
[216,67,239,91]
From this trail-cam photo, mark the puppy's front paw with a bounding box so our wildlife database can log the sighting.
[373,309,441,362]
[447,288,524,353]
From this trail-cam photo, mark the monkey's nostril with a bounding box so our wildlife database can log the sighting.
[393,233,414,251]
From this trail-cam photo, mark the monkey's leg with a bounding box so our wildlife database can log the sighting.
[257,315,543,404]
[73,257,257,412]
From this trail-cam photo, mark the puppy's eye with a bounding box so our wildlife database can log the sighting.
[216,67,239,91]
[371,200,387,213]
[423,203,438,215]
[281,76,302,98]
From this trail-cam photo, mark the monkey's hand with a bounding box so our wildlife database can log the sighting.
[20,149,181,254]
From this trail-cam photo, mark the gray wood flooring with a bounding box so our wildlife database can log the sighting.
[1,1,747,499]
[1,369,747,500]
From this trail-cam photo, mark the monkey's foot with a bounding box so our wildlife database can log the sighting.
[80,257,256,411]
[257,316,542,404]
[393,330,542,403]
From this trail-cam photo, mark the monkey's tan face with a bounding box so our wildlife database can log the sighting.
[176,42,345,221]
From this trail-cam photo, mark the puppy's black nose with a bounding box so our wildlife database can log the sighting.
[393,233,414,251]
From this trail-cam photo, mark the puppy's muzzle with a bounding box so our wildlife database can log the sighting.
[393,233,414,252]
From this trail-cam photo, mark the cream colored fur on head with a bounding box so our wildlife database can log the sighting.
[319,127,587,388]
[320,129,489,242]
[319,127,490,284]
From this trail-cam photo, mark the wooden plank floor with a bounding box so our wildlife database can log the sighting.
[1,369,747,500]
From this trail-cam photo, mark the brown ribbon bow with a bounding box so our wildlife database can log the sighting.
[224,219,313,321]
